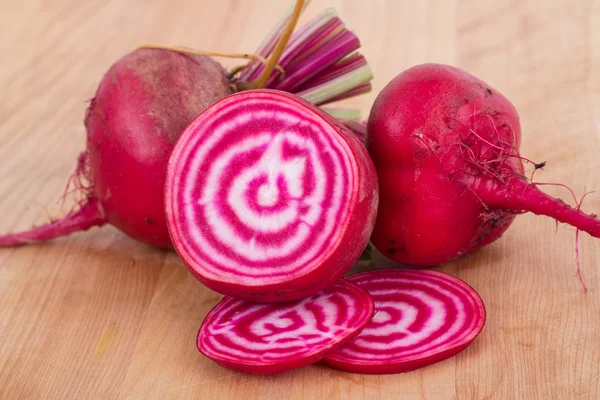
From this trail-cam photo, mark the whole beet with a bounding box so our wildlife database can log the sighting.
[0,49,232,248]
[368,63,600,267]
[0,4,375,249]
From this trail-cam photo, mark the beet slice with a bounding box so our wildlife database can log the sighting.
[323,269,486,374]
[165,89,378,302]
[197,279,374,374]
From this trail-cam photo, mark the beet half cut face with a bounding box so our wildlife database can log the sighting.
[323,269,486,374]
[197,280,374,373]
[166,89,378,302]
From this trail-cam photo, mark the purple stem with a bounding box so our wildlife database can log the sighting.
[269,32,360,92]
[296,53,367,92]
[308,83,372,106]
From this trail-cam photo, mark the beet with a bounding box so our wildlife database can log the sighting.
[0,49,230,248]
[165,90,378,302]
[0,4,373,249]
[323,269,486,374]
[367,63,600,269]
[197,279,374,374]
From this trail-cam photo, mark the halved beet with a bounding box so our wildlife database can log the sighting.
[323,269,486,374]
[166,89,378,302]
[197,279,374,374]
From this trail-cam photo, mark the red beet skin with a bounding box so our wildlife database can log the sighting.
[367,63,600,266]
[0,49,232,248]
[166,90,379,302]
[323,269,486,374]
[198,280,374,374]
[84,49,232,248]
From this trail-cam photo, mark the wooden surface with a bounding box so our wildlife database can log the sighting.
[1,0,599,398]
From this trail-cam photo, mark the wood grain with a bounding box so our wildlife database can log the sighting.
[0,0,599,399]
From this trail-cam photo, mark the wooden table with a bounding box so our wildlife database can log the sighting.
[1,0,598,398]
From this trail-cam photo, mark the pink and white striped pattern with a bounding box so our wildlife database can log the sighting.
[197,280,374,373]
[323,269,486,374]
[166,91,360,296]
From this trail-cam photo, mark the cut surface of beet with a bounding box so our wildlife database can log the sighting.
[323,269,486,374]
[166,89,378,302]
[197,279,374,374]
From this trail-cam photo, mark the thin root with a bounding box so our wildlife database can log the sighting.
[458,180,490,210]
[66,198,89,218]
[414,134,443,163]
[467,114,541,175]
[575,190,594,292]
[528,161,546,182]
[464,156,506,183]
[469,127,505,152]
[575,229,588,292]
[60,152,91,205]
[532,182,579,206]
[534,184,593,292]
[446,141,477,160]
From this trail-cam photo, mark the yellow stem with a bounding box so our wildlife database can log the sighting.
[137,44,285,75]
[229,62,252,77]
[246,0,305,89]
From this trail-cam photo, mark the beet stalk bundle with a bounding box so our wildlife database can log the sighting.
[0,1,373,249]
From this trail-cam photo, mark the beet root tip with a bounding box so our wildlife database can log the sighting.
[0,198,107,247]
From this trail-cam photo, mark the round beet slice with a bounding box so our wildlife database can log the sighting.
[197,279,374,374]
[166,89,378,302]
[323,269,486,374]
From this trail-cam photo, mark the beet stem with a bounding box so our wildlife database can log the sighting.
[321,108,361,120]
[0,198,107,247]
[136,45,285,76]
[295,53,367,91]
[241,6,373,105]
[239,0,313,81]
[340,120,367,143]
[248,0,305,89]
[475,178,600,238]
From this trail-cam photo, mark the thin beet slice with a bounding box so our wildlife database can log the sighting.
[323,269,486,374]
[166,89,378,302]
[197,279,374,374]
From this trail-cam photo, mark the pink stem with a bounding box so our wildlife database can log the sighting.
[246,7,335,82]
[262,18,343,85]
[0,198,107,247]
[240,1,312,81]
[342,120,367,143]
[270,32,360,92]
[296,53,367,91]
[316,83,372,105]
[472,177,600,238]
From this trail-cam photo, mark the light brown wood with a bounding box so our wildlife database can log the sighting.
[0,0,599,398]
